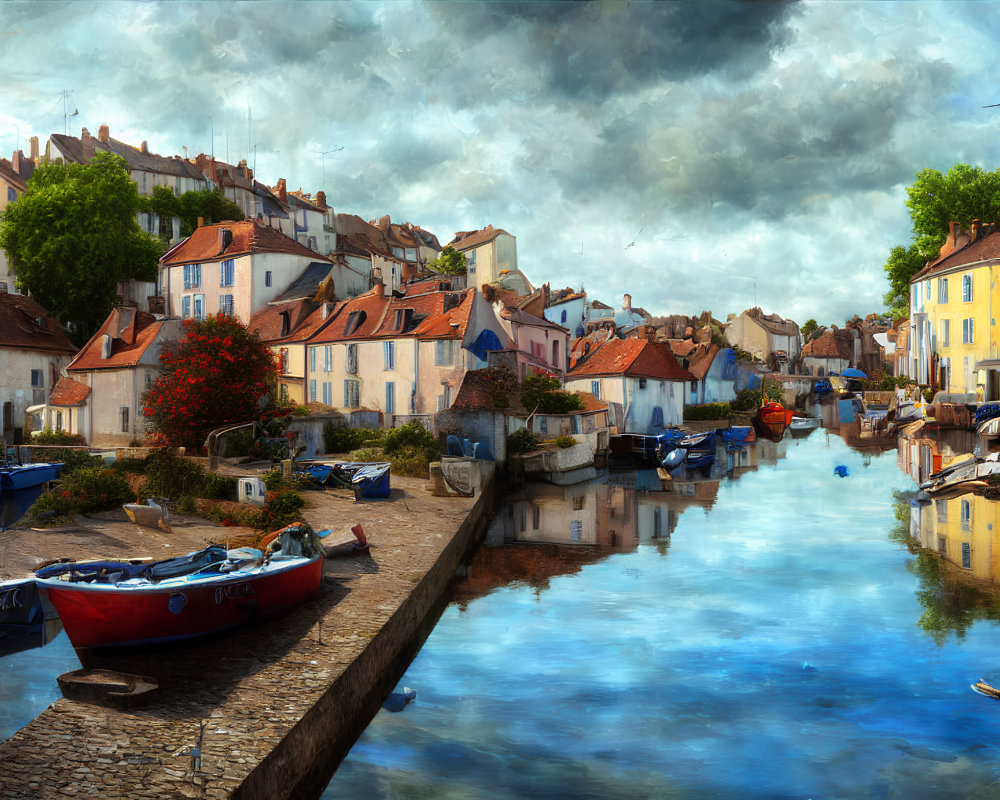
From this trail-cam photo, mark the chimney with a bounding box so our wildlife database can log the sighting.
[197,216,204,228]
[623,293,632,312]
[316,191,327,209]
[98,124,110,145]
[972,219,981,242]
[321,302,330,320]
[29,136,38,163]
[141,141,148,154]
[81,128,95,161]
[276,178,287,203]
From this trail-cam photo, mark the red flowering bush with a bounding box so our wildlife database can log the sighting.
[142,315,279,451]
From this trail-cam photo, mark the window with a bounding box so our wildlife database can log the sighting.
[120,406,129,433]
[385,382,395,414]
[926,281,931,300]
[961,499,972,530]
[219,294,234,316]
[963,274,973,302]
[936,499,947,523]
[7,187,16,202]
[309,347,317,373]
[56,411,62,432]
[435,339,454,366]
[182,295,191,319]
[279,348,289,373]
[309,379,317,403]
[572,495,585,510]
[182,263,201,289]
[346,344,358,375]
[467,250,476,266]
[220,259,234,287]
[538,416,548,434]
[938,536,947,555]
[265,270,272,288]
[322,381,332,405]
[324,345,333,373]
[560,309,567,323]
[591,380,600,399]
[962,541,972,569]
[963,318,974,344]
[570,520,582,542]
[532,504,540,529]
[384,341,395,370]
[344,379,360,408]
[938,277,949,303]
[31,369,44,404]
[193,294,205,321]
[941,319,950,347]
[638,377,647,389]
[279,384,289,403]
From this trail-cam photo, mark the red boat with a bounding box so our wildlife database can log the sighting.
[34,526,324,652]
[752,401,795,442]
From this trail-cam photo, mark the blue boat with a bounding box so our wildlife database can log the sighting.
[718,426,753,449]
[678,431,716,452]
[0,461,62,492]
[299,463,334,487]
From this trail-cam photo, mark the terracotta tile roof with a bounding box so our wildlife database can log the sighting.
[0,293,76,354]
[802,328,853,360]
[370,291,463,338]
[49,376,91,407]
[912,228,1000,281]
[160,219,326,266]
[570,329,615,365]
[248,300,319,344]
[667,341,720,380]
[405,277,456,295]
[567,338,695,382]
[411,290,475,340]
[67,307,169,371]
[446,224,512,251]
[572,391,609,413]
[0,158,28,192]
[304,288,392,344]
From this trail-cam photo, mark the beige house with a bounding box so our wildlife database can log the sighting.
[724,307,801,370]
[0,292,77,444]
[61,307,182,446]
[446,225,517,288]
[0,150,33,295]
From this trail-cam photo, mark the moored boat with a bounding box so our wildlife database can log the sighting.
[34,526,325,652]
[753,401,794,442]
[0,461,63,492]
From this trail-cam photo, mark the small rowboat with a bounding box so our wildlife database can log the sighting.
[753,401,794,442]
[972,679,1000,699]
[35,525,325,653]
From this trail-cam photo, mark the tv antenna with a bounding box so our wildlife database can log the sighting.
[625,225,644,250]
[61,89,78,135]
[318,146,344,186]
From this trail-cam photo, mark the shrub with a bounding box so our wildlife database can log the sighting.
[139,447,208,499]
[30,465,133,520]
[684,402,731,420]
[507,428,542,455]
[384,421,439,461]
[323,422,385,454]
[53,449,105,475]
[33,429,86,446]
[552,435,577,448]
[201,472,238,501]
[267,489,305,525]
[520,374,584,414]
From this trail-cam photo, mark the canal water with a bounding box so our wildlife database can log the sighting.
[323,429,1000,800]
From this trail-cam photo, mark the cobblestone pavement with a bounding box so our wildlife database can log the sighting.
[0,475,480,799]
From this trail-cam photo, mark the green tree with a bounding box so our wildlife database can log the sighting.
[882,164,1000,317]
[0,151,160,341]
[428,246,467,275]
[138,185,244,243]
[800,319,818,340]
[141,315,279,451]
[520,374,584,414]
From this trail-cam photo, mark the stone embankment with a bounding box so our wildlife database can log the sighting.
[0,471,493,799]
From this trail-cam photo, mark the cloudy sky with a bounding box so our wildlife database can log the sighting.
[2,0,999,326]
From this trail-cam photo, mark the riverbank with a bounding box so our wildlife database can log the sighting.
[0,472,493,799]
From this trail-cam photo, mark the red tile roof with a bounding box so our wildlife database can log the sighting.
[0,293,76,354]
[411,290,475,340]
[666,340,719,380]
[802,329,853,360]
[49,376,91,406]
[304,288,392,344]
[567,338,695,382]
[67,307,170,371]
[160,219,325,266]
[247,300,319,344]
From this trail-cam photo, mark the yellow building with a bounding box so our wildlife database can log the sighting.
[908,222,1000,396]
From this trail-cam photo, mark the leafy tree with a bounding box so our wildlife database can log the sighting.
[882,164,1000,317]
[428,246,467,275]
[0,151,160,341]
[800,319,818,340]
[138,185,244,242]
[142,315,279,451]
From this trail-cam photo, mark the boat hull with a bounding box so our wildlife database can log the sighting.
[38,555,323,651]
[0,462,62,491]
[753,403,794,442]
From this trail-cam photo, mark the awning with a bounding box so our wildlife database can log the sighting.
[24,404,46,415]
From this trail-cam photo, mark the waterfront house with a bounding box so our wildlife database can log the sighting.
[667,340,739,405]
[62,307,182,446]
[801,326,854,377]
[564,337,695,434]
[724,307,801,371]
[907,221,997,397]
[0,292,77,443]
[159,219,332,326]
